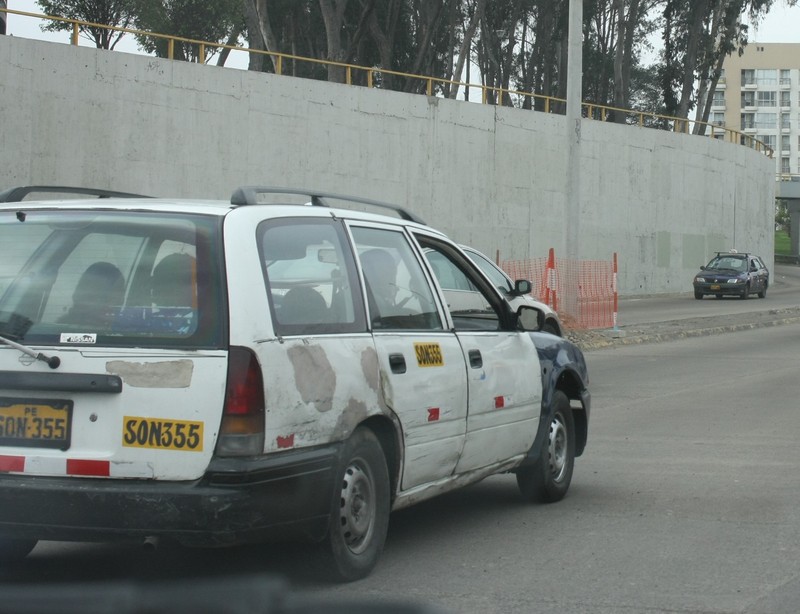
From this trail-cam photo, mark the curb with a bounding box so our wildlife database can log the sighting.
[569,311,800,352]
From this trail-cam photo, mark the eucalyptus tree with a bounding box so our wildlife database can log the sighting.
[130,0,243,63]
[660,0,775,126]
[36,0,135,49]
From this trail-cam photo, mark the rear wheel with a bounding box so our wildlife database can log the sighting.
[516,391,575,503]
[323,428,390,582]
[0,538,37,564]
[758,281,768,299]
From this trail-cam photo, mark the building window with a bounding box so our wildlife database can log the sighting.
[761,134,776,149]
[719,68,726,84]
[782,134,791,152]
[741,91,755,107]
[710,112,725,126]
[782,114,791,129]
[712,91,725,107]
[757,69,777,86]
[780,69,791,86]
[781,91,791,107]
[754,112,776,129]
[742,69,755,86]
[757,91,777,107]
[741,113,755,129]
[781,157,790,174]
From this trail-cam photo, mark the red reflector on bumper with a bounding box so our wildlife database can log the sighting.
[0,455,24,472]
[67,459,110,477]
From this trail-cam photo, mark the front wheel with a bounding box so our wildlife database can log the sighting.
[516,391,575,503]
[740,284,750,299]
[323,428,390,582]
[0,538,37,565]
[694,289,703,300]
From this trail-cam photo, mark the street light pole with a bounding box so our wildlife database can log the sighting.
[565,0,583,313]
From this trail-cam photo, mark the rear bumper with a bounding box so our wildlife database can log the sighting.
[0,443,341,546]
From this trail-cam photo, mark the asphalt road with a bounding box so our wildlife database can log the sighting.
[3,266,800,613]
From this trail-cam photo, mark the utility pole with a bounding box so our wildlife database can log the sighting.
[564,0,583,314]
[1,1,7,35]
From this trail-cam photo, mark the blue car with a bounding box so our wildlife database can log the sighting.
[693,251,769,300]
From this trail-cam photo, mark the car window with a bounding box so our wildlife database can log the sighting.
[419,238,504,331]
[426,250,477,292]
[350,226,442,331]
[462,248,513,293]
[0,211,224,348]
[260,218,366,336]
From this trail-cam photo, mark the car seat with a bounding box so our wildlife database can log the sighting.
[279,286,328,325]
[60,261,125,326]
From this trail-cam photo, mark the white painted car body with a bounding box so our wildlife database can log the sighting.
[0,186,589,580]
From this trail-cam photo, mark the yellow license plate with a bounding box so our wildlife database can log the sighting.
[710,284,721,290]
[0,398,72,450]
[122,417,204,452]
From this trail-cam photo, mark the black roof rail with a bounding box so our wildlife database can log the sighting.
[230,186,427,225]
[0,186,151,203]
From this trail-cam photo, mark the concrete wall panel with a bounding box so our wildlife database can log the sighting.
[0,36,775,296]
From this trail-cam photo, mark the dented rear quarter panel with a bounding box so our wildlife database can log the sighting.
[257,336,387,452]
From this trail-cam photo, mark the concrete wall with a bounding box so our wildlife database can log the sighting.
[0,36,776,296]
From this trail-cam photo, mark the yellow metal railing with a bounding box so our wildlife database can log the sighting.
[0,7,775,158]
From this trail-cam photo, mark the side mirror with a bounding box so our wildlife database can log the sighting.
[510,279,532,297]
[699,265,706,271]
[516,305,544,332]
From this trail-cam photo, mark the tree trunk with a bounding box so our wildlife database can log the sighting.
[319,0,349,83]
[677,0,711,120]
[449,0,487,99]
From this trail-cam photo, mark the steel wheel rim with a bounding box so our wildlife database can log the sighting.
[338,460,375,555]
[548,413,568,483]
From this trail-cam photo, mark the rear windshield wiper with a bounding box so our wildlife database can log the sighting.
[0,334,60,369]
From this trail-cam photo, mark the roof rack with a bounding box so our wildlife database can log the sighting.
[230,186,427,225]
[0,186,151,203]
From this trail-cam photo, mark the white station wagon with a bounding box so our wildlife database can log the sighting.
[0,186,590,581]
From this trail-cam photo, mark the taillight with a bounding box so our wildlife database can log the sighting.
[216,346,265,457]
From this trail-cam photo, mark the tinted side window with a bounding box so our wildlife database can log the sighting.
[260,218,366,336]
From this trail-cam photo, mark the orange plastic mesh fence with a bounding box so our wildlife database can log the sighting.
[499,258,548,300]
[500,254,616,330]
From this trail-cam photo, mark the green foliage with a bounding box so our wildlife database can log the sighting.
[130,0,242,62]
[775,230,791,255]
[36,0,135,49]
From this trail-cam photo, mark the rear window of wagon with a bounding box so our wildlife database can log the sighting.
[0,210,226,349]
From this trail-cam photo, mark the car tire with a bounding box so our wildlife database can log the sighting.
[740,284,749,299]
[758,282,768,299]
[694,289,703,300]
[0,538,37,564]
[323,427,390,582]
[516,391,575,503]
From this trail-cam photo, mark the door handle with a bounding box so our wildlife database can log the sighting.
[468,349,482,368]
[389,353,406,374]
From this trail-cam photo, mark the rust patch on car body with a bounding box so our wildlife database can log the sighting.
[361,346,379,392]
[106,360,193,388]
[287,344,335,412]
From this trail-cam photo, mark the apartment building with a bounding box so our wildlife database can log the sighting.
[717,43,800,175]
